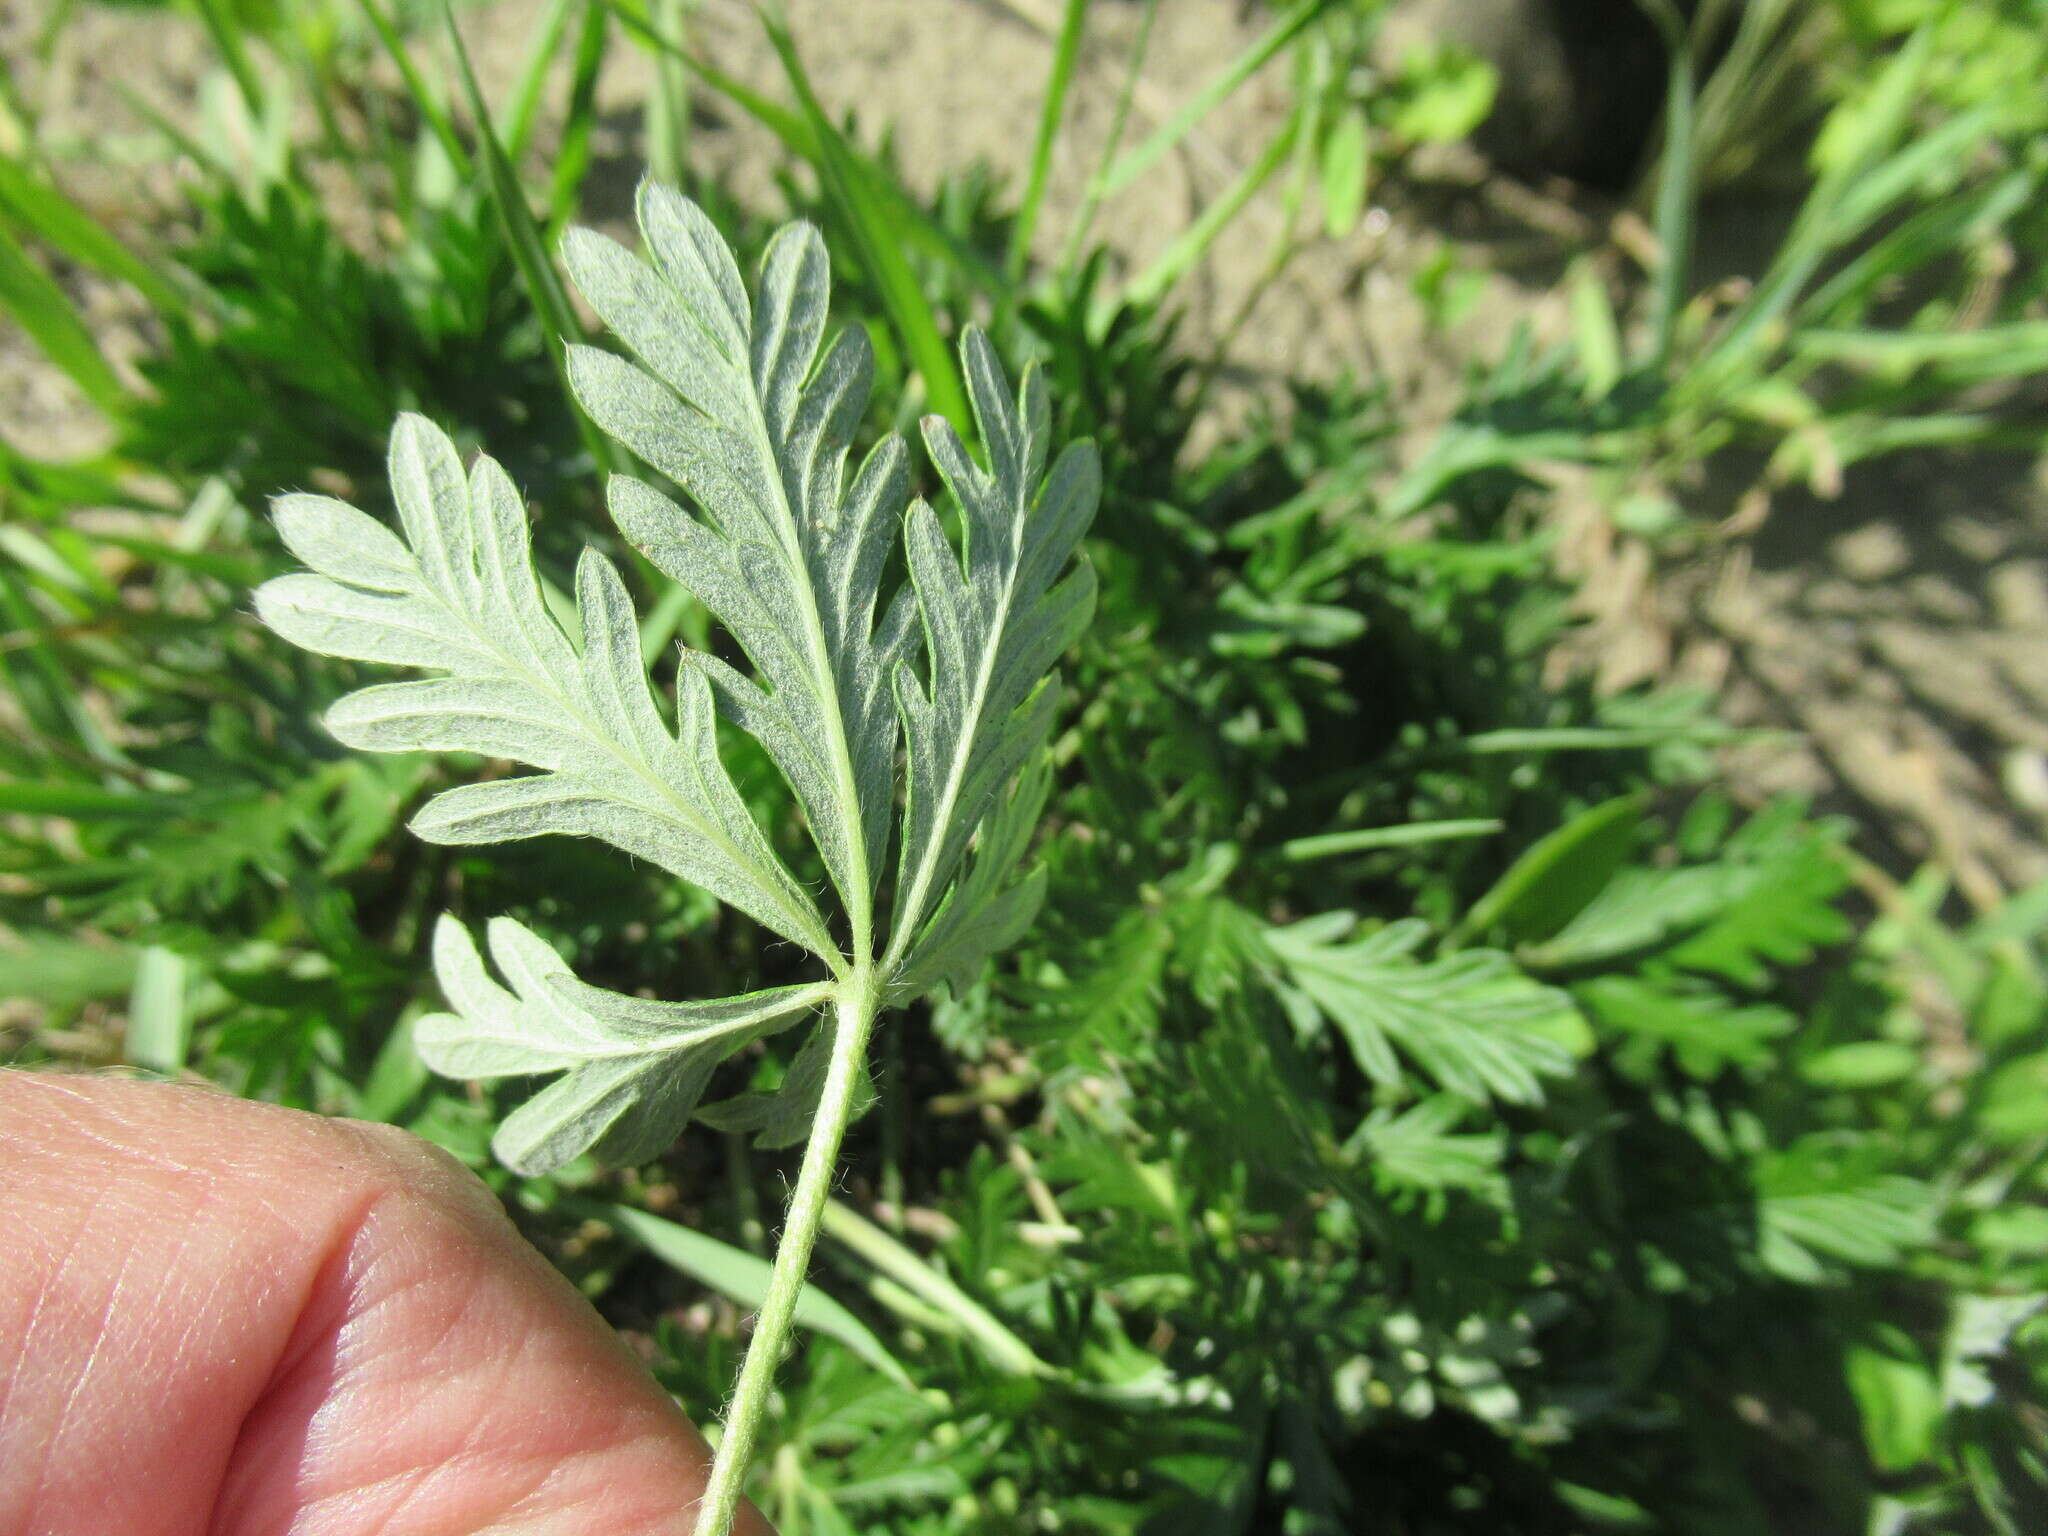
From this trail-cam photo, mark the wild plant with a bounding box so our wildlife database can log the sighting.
[254,179,1097,1534]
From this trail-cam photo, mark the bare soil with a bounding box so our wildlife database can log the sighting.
[6,0,2044,899]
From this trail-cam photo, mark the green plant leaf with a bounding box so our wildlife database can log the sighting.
[888,332,1098,977]
[255,416,835,956]
[604,1203,914,1388]
[1453,793,1646,949]
[563,182,911,934]
[1267,916,1583,1104]
[0,223,126,415]
[417,915,831,1174]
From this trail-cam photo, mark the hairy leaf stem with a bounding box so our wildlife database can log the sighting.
[692,971,881,1536]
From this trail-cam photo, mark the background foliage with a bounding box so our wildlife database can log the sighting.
[3,1,2046,1531]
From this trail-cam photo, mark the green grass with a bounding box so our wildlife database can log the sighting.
[3,2,2047,1531]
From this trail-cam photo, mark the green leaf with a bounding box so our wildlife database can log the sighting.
[1580,975,1791,1079]
[1568,262,1623,399]
[0,223,126,415]
[1319,109,1370,240]
[1453,793,1646,949]
[256,416,835,956]
[604,1203,914,1388]
[887,330,1098,981]
[1942,1293,2047,1410]
[1267,916,1582,1104]
[1385,43,1499,144]
[1847,1329,1942,1472]
[697,1018,874,1150]
[1978,1052,2048,1143]
[1800,1040,1919,1089]
[563,183,911,934]
[1525,801,1851,981]
[416,915,830,1174]
[1350,1095,1506,1197]
[1755,1136,1935,1282]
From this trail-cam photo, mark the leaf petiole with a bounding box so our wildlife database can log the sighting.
[691,971,883,1536]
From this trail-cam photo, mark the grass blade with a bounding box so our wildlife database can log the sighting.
[1636,0,1694,366]
[0,223,125,414]
[1116,112,1297,316]
[644,0,693,187]
[125,945,191,1073]
[820,1199,1053,1379]
[352,0,473,177]
[610,3,1008,300]
[1008,0,1088,281]
[603,1204,915,1389]
[0,156,184,316]
[441,3,623,474]
[1099,0,1333,198]
[502,0,579,162]
[1060,0,1158,272]
[1281,819,1504,863]
[189,0,268,123]
[759,12,970,434]
[547,0,610,225]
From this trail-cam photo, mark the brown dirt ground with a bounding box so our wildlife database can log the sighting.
[5,0,2044,901]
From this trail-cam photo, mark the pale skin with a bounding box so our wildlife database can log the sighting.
[0,1072,776,1536]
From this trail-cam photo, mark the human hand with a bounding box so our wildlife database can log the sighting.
[0,1071,775,1536]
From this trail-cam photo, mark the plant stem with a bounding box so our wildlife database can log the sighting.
[691,974,881,1536]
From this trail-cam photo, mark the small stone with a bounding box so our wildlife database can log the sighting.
[1990,562,2048,632]
[1830,523,1910,582]
[2005,750,2048,818]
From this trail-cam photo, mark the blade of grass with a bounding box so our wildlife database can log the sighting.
[0,567,124,766]
[1280,819,1504,863]
[644,0,693,187]
[0,783,203,818]
[602,1203,916,1389]
[441,3,624,475]
[820,1199,1054,1379]
[1008,0,1088,282]
[1435,724,1760,756]
[610,3,1009,299]
[502,0,580,162]
[1803,167,2031,322]
[759,12,970,434]
[1677,26,1946,404]
[1115,111,1297,318]
[188,0,268,124]
[547,0,609,226]
[1183,37,1329,425]
[0,157,184,316]
[0,223,125,415]
[352,0,473,178]
[1099,0,1333,198]
[1060,0,1158,273]
[1635,0,1694,367]
[125,945,191,1074]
